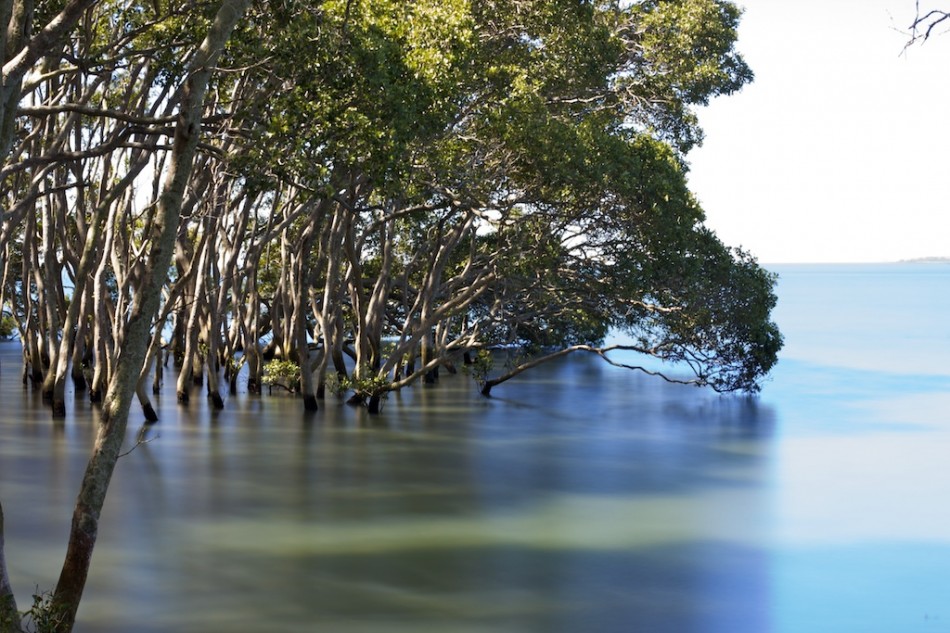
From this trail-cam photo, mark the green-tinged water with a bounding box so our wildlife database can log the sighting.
[2,264,950,632]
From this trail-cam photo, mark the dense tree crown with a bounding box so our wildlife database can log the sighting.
[0,1,783,629]
[0,0,781,415]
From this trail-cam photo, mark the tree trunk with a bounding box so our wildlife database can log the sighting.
[136,366,159,424]
[422,331,437,384]
[243,271,262,395]
[152,348,163,395]
[368,393,381,414]
[69,334,87,392]
[0,501,20,633]
[176,230,212,404]
[53,149,150,416]
[48,3,251,629]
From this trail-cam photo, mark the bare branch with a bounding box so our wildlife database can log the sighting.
[906,2,950,48]
[17,104,177,126]
[480,343,706,396]
[118,428,160,459]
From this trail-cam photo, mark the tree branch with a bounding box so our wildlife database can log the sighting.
[480,343,706,396]
[906,2,950,47]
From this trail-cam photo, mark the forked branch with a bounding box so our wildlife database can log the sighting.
[906,1,950,47]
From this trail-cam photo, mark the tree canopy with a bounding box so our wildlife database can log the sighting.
[0,1,786,629]
[0,0,782,415]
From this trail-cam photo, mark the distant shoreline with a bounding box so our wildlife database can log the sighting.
[763,258,950,266]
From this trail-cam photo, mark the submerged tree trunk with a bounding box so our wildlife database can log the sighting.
[136,369,158,423]
[47,3,251,629]
[152,348,163,395]
[0,502,19,633]
[176,230,212,404]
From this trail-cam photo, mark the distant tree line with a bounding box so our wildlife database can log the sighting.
[0,2,782,630]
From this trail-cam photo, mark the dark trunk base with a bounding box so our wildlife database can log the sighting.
[142,401,159,423]
[368,395,381,414]
[72,372,87,391]
[209,391,225,410]
[177,390,189,405]
[52,399,67,419]
[303,394,318,412]
[346,394,363,407]
[89,389,102,404]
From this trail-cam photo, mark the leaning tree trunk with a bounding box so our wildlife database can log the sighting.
[47,3,251,630]
[52,150,151,415]
[37,196,64,409]
[0,502,19,633]
[0,0,116,621]
[205,231,228,410]
[243,277,263,395]
[175,229,212,404]
[50,211,104,416]
[136,361,159,423]
[291,251,317,411]
[68,317,88,392]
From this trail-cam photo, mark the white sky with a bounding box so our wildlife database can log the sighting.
[687,0,950,263]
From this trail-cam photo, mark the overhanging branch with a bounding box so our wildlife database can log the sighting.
[480,343,706,396]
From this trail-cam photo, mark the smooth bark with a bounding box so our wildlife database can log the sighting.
[48,2,250,629]
[0,502,19,633]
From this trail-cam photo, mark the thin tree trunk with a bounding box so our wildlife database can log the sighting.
[0,501,20,633]
[48,3,250,629]
[53,152,150,415]
[243,275,262,395]
[152,345,163,395]
[176,230,212,403]
[136,360,158,423]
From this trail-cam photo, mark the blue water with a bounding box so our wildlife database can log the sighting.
[1,263,949,632]
[765,264,950,633]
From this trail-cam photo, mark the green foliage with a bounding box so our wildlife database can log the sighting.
[462,349,494,385]
[0,0,779,417]
[620,0,754,152]
[342,365,391,399]
[322,371,347,398]
[0,314,16,340]
[228,0,477,194]
[226,355,246,379]
[619,228,783,393]
[0,595,19,633]
[22,589,70,633]
[262,359,300,393]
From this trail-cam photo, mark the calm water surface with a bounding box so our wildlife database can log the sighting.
[1,263,949,632]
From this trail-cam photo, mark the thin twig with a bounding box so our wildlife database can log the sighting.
[118,430,160,458]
